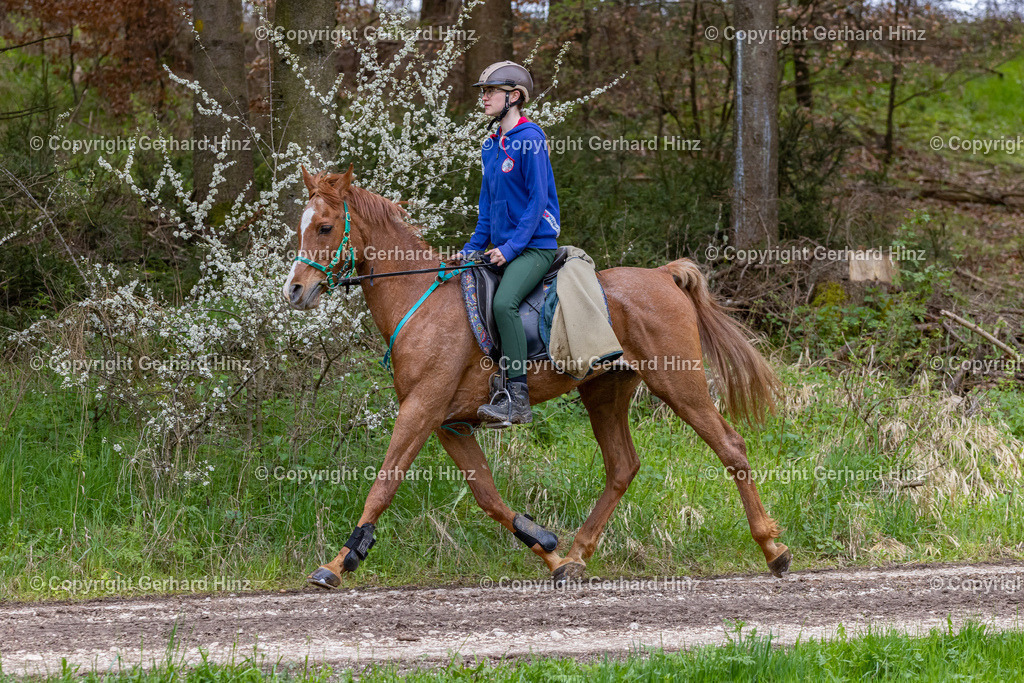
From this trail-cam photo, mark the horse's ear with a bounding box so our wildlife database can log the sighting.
[301,166,317,195]
[328,163,355,194]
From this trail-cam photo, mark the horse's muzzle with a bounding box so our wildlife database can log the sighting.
[287,282,323,310]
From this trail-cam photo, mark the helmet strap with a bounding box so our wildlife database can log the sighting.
[487,90,517,134]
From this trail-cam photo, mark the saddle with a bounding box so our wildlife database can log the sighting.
[461,246,570,361]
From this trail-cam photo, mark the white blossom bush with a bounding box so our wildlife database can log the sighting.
[9,5,621,456]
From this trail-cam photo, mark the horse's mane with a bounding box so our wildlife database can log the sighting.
[308,172,436,257]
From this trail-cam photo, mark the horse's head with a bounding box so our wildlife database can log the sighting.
[283,165,363,310]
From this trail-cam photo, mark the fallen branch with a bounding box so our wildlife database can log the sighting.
[955,268,1012,294]
[940,309,1024,362]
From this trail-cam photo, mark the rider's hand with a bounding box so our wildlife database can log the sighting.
[449,252,464,266]
[485,248,507,267]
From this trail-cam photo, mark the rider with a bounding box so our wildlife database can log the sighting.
[457,61,561,426]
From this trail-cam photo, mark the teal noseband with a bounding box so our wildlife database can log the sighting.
[293,201,354,291]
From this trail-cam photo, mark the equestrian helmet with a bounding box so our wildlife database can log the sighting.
[472,61,533,104]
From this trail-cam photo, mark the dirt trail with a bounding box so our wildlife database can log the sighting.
[2,562,1022,675]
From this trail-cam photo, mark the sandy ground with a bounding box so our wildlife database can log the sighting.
[2,561,1022,676]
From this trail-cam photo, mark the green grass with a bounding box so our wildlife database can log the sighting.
[2,360,1022,600]
[913,53,1024,155]
[816,46,1024,168]
[3,621,1022,681]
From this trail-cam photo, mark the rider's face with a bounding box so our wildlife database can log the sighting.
[480,87,518,118]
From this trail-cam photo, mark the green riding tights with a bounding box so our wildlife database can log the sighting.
[492,247,557,379]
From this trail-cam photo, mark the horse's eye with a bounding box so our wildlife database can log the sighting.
[318,224,333,235]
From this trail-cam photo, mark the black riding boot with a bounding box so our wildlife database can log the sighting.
[505,381,532,424]
[478,378,532,426]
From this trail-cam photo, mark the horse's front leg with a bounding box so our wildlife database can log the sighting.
[307,393,443,588]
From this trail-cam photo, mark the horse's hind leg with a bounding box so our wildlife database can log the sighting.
[640,365,791,576]
[435,428,565,572]
[555,370,644,581]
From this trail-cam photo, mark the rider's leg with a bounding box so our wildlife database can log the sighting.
[494,248,556,379]
[478,248,557,424]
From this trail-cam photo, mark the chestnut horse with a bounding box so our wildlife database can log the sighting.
[284,166,792,588]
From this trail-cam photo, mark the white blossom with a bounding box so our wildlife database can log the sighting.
[11,10,615,448]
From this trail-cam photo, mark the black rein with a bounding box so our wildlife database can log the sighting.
[328,261,493,292]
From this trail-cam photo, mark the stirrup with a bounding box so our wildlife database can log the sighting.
[477,370,513,428]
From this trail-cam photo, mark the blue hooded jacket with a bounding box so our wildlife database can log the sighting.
[460,117,561,263]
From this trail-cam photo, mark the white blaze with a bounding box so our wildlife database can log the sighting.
[283,202,319,301]
[300,206,315,232]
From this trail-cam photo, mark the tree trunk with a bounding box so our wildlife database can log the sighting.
[420,0,456,25]
[883,0,902,164]
[463,0,514,103]
[192,0,253,206]
[731,0,779,249]
[792,39,812,109]
[686,0,702,139]
[272,0,337,228]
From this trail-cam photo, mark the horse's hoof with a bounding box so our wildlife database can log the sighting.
[307,566,341,589]
[768,548,792,578]
[551,561,586,585]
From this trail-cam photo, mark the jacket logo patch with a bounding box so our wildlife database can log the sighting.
[542,210,560,236]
